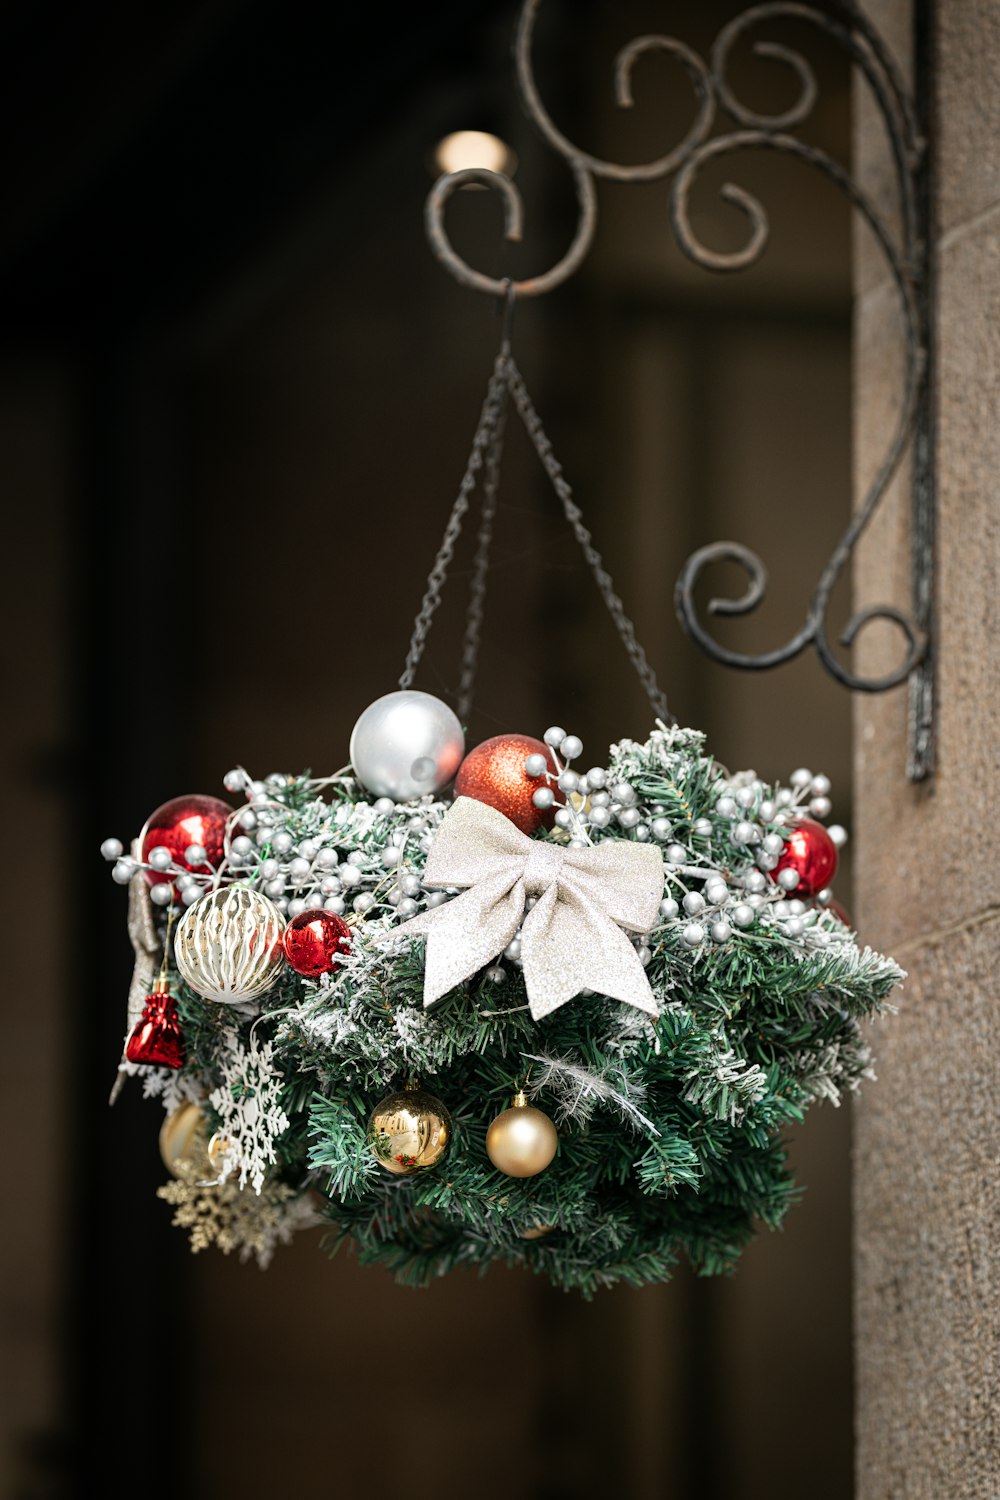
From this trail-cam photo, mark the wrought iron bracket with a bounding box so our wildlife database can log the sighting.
[425,0,936,780]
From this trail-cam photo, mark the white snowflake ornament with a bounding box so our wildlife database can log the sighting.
[209,1032,290,1194]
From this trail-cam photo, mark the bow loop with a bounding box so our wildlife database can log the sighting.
[393,797,663,1021]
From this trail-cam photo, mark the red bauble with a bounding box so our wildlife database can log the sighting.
[282,909,352,978]
[140,794,231,887]
[826,898,853,928]
[774,818,839,897]
[126,991,186,1069]
[454,734,558,835]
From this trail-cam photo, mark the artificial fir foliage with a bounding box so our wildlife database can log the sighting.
[110,723,903,1296]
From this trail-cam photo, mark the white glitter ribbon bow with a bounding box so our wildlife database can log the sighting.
[394,796,664,1020]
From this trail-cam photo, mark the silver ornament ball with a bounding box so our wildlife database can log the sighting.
[349,690,465,803]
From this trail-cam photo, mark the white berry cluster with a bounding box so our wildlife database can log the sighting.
[520,727,849,960]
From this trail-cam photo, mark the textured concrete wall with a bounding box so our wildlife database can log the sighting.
[853,3,1000,1496]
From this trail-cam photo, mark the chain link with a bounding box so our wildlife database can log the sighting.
[401,348,671,726]
[505,357,672,723]
[398,357,510,692]
[456,401,506,723]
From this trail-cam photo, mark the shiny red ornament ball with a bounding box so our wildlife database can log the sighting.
[126,991,186,1069]
[774,817,839,897]
[140,794,232,887]
[282,909,352,978]
[454,734,558,835]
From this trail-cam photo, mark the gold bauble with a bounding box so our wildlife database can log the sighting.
[159,1105,232,1180]
[520,1222,556,1240]
[486,1091,558,1178]
[159,1102,209,1177]
[368,1088,451,1175]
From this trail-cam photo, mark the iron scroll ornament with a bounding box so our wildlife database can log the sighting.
[425,0,935,780]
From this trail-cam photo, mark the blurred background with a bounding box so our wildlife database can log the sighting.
[2,2,867,1496]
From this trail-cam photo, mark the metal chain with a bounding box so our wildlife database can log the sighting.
[399,356,511,692]
[402,345,671,725]
[456,400,507,722]
[505,356,673,724]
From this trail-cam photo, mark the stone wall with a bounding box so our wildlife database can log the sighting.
[854,3,1000,1496]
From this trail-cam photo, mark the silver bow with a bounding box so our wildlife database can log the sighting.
[394,796,664,1020]
[109,841,162,1105]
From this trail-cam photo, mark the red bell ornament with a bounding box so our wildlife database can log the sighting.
[774,818,839,897]
[282,909,352,978]
[454,734,558,835]
[140,794,231,887]
[125,991,186,1069]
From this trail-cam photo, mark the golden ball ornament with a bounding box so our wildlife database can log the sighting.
[486,1091,558,1178]
[520,1222,557,1240]
[174,885,286,1003]
[159,1102,210,1177]
[159,1105,232,1180]
[368,1088,451,1175]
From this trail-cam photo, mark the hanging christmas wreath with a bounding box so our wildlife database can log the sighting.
[105,705,901,1295]
[101,328,903,1294]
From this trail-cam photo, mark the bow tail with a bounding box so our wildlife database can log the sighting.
[394,873,524,1006]
[520,886,659,1021]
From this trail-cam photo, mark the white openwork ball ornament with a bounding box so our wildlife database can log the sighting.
[174,886,286,1003]
[349,690,465,802]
